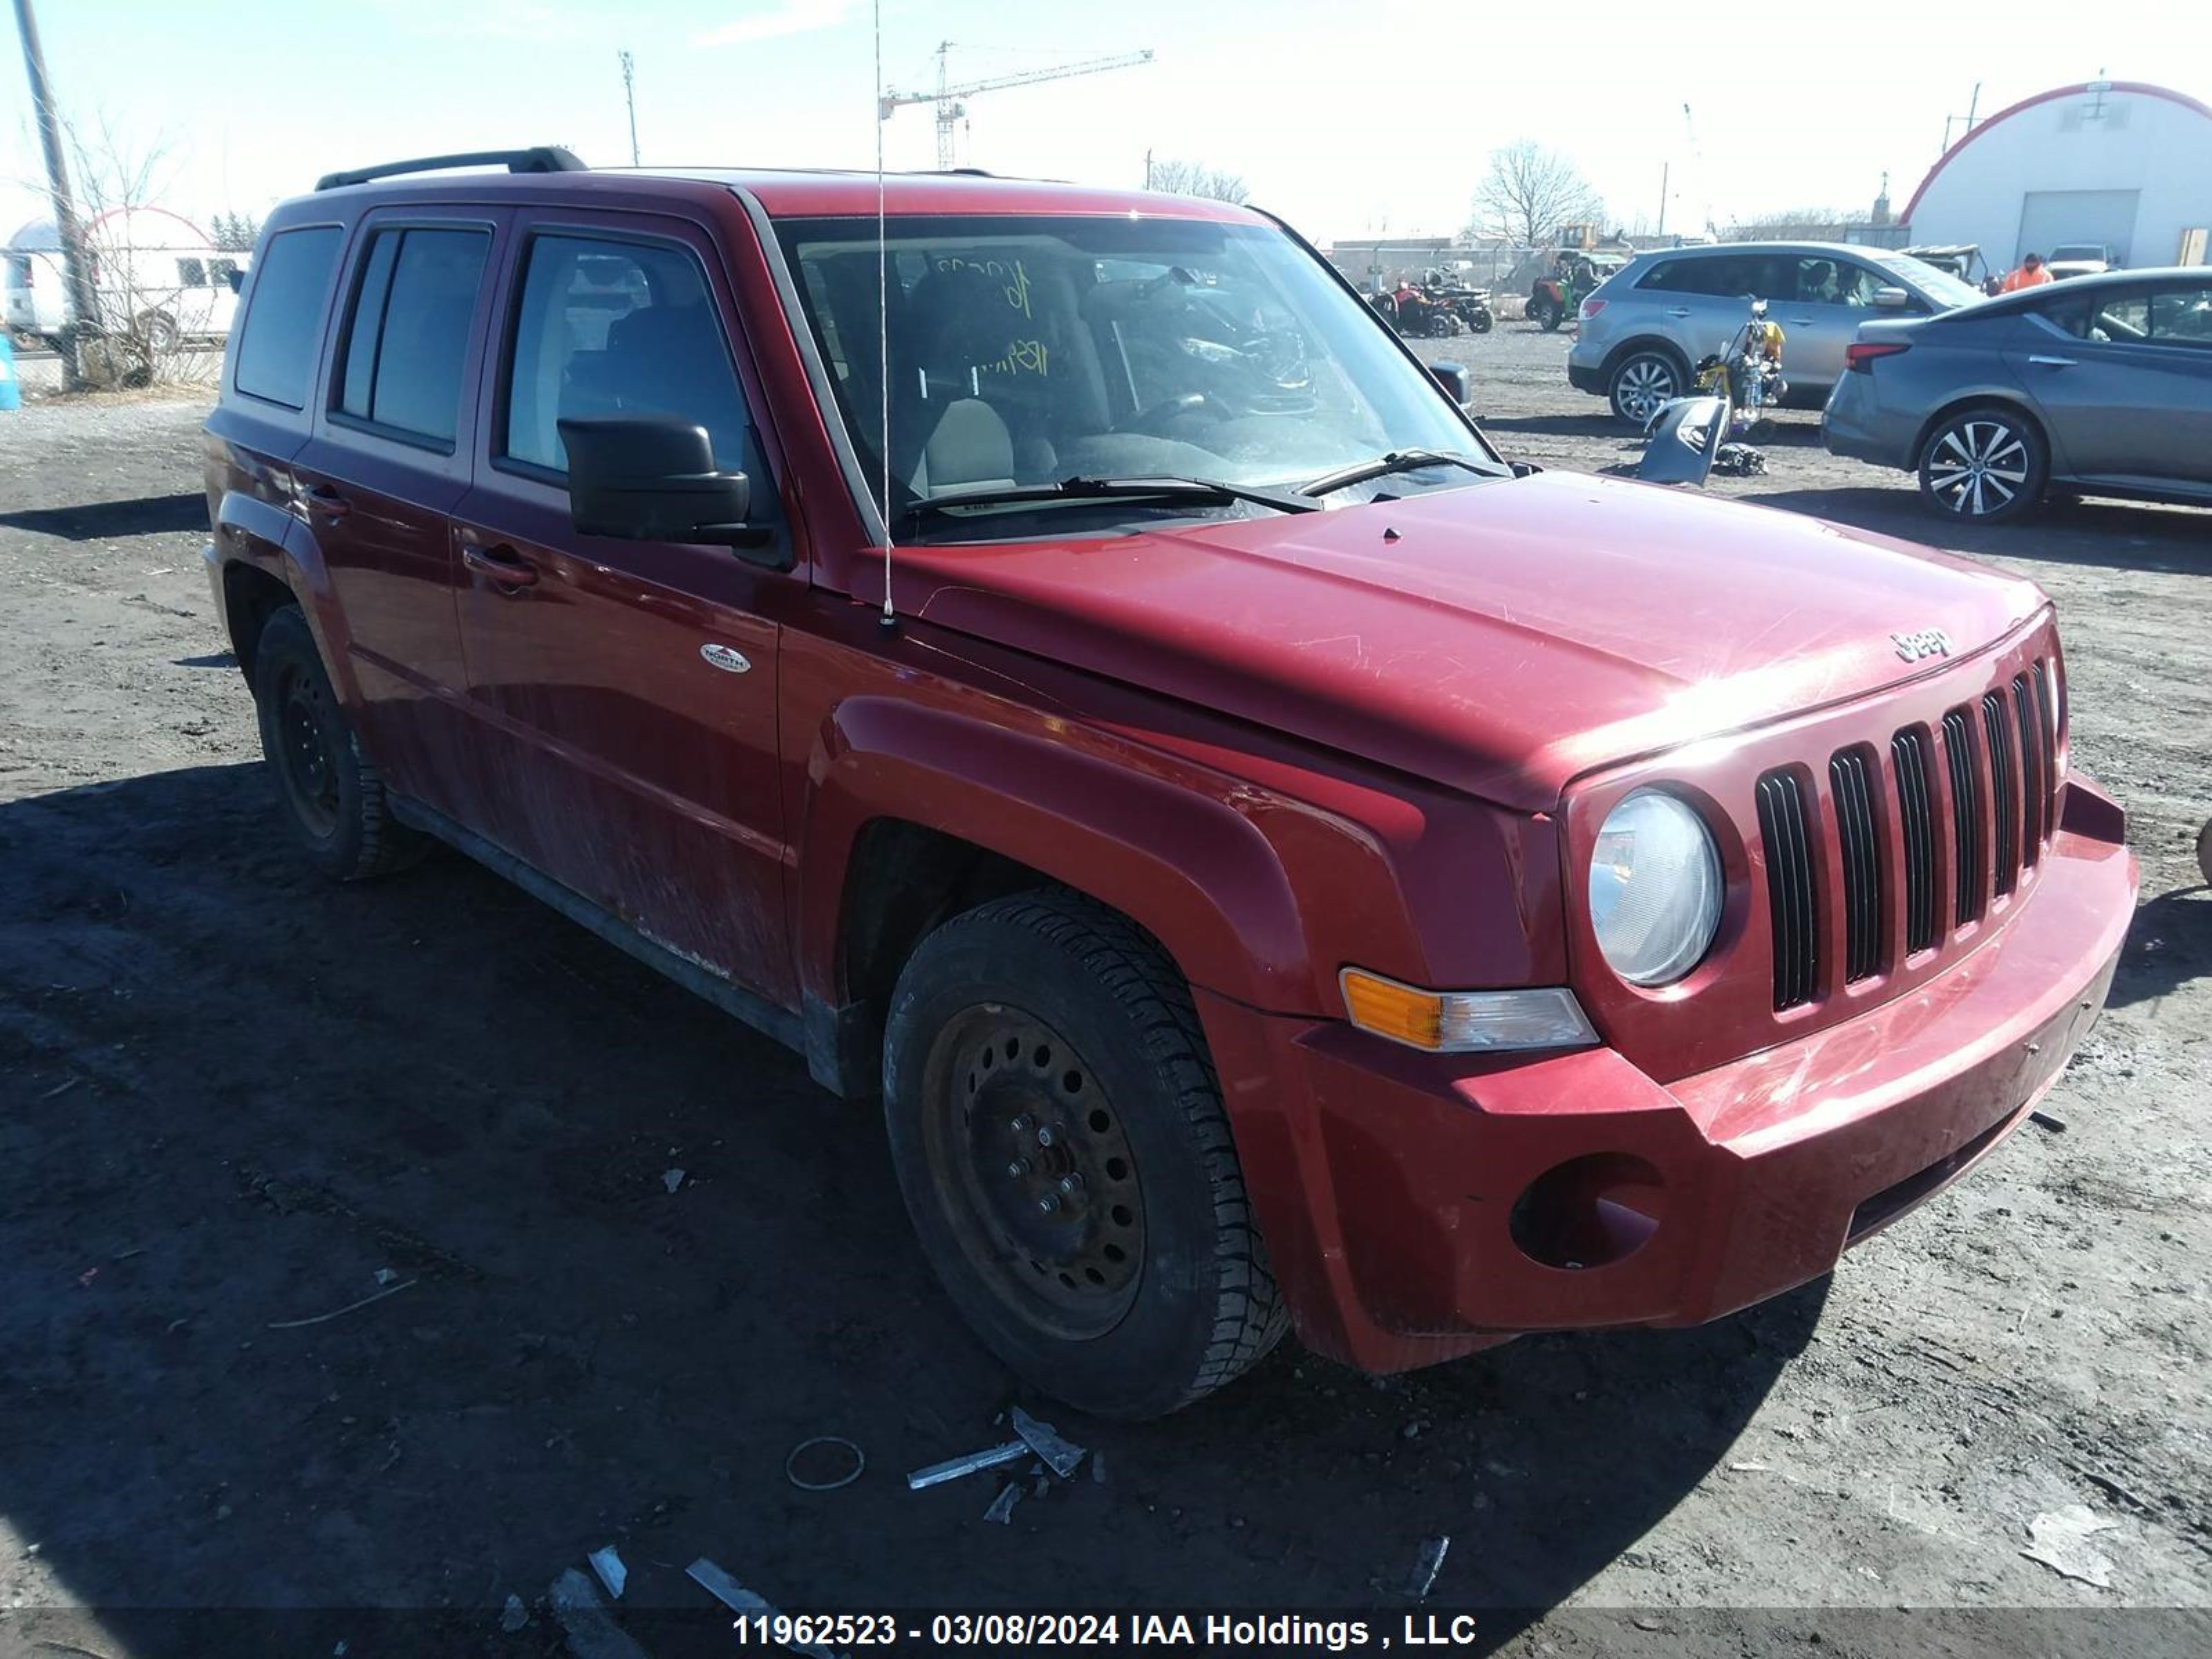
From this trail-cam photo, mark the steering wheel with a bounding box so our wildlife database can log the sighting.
[1118,390,1224,435]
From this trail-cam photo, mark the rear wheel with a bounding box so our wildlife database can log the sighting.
[251,606,424,881]
[1609,349,1683,424]
[883,891,1287,1419]
[1531,296,1561,331]
[1918,406,2047,523]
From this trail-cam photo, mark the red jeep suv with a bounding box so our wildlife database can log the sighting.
[201,149,2136,1418]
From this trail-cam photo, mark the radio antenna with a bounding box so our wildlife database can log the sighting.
[874,0,897,631]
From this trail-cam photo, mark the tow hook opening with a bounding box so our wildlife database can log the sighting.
[1510,1153,1666,1271]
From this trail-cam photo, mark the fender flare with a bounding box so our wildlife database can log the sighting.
[796,695,1316,1015]
[214,487,363,707]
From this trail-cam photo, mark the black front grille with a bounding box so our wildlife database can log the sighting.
[2015,673,2045,864]
[1982,691,2018,896]
[1892,727,1938,955]
[1756,769,1819,1010]
[1828,748,1882,983]
[1942,708,1983,925]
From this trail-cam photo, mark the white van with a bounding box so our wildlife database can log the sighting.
[4,209,247,348]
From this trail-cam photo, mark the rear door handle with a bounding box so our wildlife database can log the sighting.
[303,484,351,518]
[2028,354,2077,368]
[1666,307,1691,318]
[462,543,539,590]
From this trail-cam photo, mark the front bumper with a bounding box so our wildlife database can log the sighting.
[1197,776,2136,1374]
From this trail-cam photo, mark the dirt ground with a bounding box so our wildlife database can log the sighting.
[1,325,2208,1659]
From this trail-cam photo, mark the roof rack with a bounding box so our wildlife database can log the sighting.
[314,147,588,192]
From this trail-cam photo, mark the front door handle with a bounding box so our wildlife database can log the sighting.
[2027,354,2077,368]
[1788,317,1814,326]
[462,543,539,590]
[303,484,351,518]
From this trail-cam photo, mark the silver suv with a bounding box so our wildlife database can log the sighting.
[1568,242,1985,424]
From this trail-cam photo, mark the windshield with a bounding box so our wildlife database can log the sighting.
[773,214,1492,531]
[1879,254,1985,310]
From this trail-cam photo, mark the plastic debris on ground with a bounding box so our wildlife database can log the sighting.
[2023,1503,2119,1588]
[1713,443,1766,477]
[547,1567,648,1659]
[588,1543,628,1599]
[662,1168,685,1194]
[499,1594,529,1633]
[1008,1405,1085,1479]
[982,1483,1022,1524]
[686,1559,836,1659]
[1408,1535,1450,1600]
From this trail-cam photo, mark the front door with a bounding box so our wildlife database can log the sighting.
[290,209,507,810]
[451,214,797,1005]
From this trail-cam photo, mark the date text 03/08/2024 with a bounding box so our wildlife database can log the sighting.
[730,1613,1483,1649]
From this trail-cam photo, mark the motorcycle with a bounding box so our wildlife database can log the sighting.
[1637,299,1788,485]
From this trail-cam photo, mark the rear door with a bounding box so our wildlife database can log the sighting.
[290,208,509,811]
[2010,280,2212,487]
[1774,256,1893,393]
[449,211,798,1004]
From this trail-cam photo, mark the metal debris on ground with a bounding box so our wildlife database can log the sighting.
[982,1483,1022,1525]
[2030,1111,2069,1134]
[662,1168,685,1194]
[588,1543,628,1599]
[499,1594,529,1633]
[1009,1405,1086,1479]
[1090,1450,1107,1484]
[685,1559,836,1659]
[373,1267,401,1287]
[1407,1535,1450,1600]
[2023,1504,2118,1588]
[265,1277,417,1330]
[906,1440,1029,1490]
[786,1434,866,1491]
[547,1567,648,1659]
[1713,443,1766,477]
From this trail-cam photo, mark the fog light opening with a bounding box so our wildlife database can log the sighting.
[1509,1153,1667,1271]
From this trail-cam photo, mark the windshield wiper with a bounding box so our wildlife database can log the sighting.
[905,474,1321,522]
[1299,449,1499,498]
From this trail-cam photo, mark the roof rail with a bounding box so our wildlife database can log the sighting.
[314,147,588,192]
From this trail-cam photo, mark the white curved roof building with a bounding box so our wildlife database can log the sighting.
[1904,80,2212,269]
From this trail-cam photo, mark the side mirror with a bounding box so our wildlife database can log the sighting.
[1872,285,1912,310]
[558,415,771,553]
[1428,360,1470,407]
[225,267,245,294]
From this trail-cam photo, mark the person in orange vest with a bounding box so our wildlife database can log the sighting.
[2000,252,2054,293]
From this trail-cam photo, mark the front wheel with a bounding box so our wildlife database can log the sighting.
[1918,406,2047,523]
[883,892,1288,1419]
[1468,308,1493,334]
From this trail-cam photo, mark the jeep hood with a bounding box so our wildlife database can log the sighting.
[901,471,2047,809]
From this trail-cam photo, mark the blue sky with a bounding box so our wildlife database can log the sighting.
[6,0,2208,247]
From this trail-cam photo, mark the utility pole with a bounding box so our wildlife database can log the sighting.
[1656,160,1669,239]
[619,49,639,166]
[12,0,99,388]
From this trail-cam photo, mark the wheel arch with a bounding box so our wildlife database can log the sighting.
[1909,392,2051,475]
[794,697,1313,1097]
[1601,335,1691,383]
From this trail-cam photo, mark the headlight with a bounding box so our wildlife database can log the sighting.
[1588,789,1723,986]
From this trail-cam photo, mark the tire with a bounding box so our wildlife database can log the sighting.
[2197,817,2212,888]
[1918,405,2048,524]
[1469,308,1493,334]
[251,606,424,881]
[883,890,1288,1419]
[1609,348,1684,425]
[137,311,178,353]
[1532,298,1561,331]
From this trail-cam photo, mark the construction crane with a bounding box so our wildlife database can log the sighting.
[879,42,1155,171]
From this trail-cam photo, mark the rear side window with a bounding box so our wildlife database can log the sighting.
[502,234,751,474]
[234,226,342,408]
[335,226,491,446]
[1638,254,1792,300]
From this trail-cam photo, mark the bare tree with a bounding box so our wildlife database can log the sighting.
[1145,158,1251,205]
[1468,142,1603,249]
[56,115,219,389]
[1723,206,1853,241]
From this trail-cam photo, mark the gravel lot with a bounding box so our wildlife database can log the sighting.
[1,328,2207,1658]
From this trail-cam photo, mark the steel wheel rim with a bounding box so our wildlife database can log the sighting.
[1618,358,1675,422]
[274,664,340,837]
[1927,418,2027,516]
[920,1006,1145,1340]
